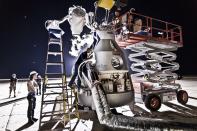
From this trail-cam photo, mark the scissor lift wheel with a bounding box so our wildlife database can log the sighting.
[145,94,161,111]
[177,90,188,105]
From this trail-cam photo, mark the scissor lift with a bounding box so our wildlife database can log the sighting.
[115,11,188,111]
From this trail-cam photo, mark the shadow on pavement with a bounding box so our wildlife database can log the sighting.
[164,102,197,116]
[189,96,197,100]
[185,103,197,110]
[0,97,10,101]
[15,122,34,131]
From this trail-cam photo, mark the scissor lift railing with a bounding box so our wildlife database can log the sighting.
[115,11,183,48]
[132,12,183,43]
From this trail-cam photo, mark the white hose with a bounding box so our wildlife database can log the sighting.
[91,82,197,130]
[77,52,96,81]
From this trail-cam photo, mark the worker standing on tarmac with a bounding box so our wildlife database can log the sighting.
[9,73,17,98]
[27,71,38,124]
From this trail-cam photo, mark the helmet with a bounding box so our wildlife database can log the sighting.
[29,71,38,76]
[37,75,42,79]
[12,74,16,78]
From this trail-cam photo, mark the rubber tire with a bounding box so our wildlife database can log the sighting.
[145,94,161,111]
[177,90,188,105]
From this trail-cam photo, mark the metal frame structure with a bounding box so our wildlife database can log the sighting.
[115,11,187,111]
[39,22,79,130]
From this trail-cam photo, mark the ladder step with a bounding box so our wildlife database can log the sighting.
[43,99,67,102]
[43,92,74,96]
[45,84,64,86]
[49,38,60,42]
[45,83,65,85]
[46,62,64,66]
[44,85,68,89]
[49,41,61,45]
[42,99,74,104]
[44,84,69,87]
[43,99,68,103]
[42,110,65,114]
[41,111,78,118]
[42,101,63,105]
[49,29,61,34]
[41,104,73,109]
[42,113,64,117]
[48,51,62,55]
[45,73,65,75]
[44,92,63,95]
[41,112,67,117]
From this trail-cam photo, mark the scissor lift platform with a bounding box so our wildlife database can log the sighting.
[114,11,188,111]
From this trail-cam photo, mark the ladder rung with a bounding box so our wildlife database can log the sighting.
[44,85,67,89]
[42,113,73,120]
[44,84,69,87]
[43,99,67,103]
[49,41,61,45]
[42,99,74,104]
[43,99,67,102]
[42,113,64,117]
[49,38,60,42]
[40,119,63,123]
[44,84,68,87]
[41,111,78,117]
[43,92,74,96]
[48,52,62,55]
[49,29,61,34]
[44,92,63,95]
[45,83,65,85]
[49,29,61,32]
[42,110,64,114]
[42,101,61,104]
[41,104,73,109]
[42,102,74,106]
[45,73,64,75]
[46,62,64,66]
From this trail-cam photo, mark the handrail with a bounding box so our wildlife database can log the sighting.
[130,12,180,27]
[113,10,183,46]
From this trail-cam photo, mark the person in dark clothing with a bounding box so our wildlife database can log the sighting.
[36,75,42,95]
[9,74,17,98]
[27,71,38,124]
[68,48,93,91]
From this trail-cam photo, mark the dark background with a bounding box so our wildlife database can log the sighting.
[0,0,197,78]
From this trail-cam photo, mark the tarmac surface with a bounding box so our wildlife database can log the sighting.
[0,77,197,131]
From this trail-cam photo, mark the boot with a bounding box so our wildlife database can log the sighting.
[32,118,38,122]
[28,119,34,124]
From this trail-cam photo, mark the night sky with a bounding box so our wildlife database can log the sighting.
[0,0,197,78]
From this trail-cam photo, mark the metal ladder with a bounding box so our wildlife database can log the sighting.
[39,24,79,130]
